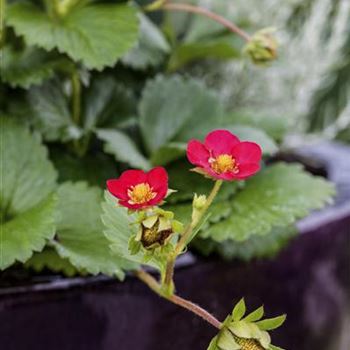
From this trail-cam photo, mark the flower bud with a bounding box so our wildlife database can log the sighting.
[193,194,207,209]
[243,28,278,65]
[192,194,207,224]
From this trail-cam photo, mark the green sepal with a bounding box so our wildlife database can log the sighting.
[142,215,159,228]
[244,306,265,322]
[232,298,246,321]
[229,321,271,349]
[259,331,272,349]
[171,220,184,234]
[256,315,286,331]
[207,336,219,350]
[229,321,257,339]
[269,345,286,350]
[154,207,174,219]
[216,328,241,350]
[165,189,177,198]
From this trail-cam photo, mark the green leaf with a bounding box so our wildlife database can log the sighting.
[0,117,57,218]
[150,142,186,166]
[28,79,81,142]
[96,129,151,170]
[53,182,136,279]
[224,112,289,141]
[193,226,298,262]
[244,306,265,323]
[225,125,278,155]
[0,46,61,88]
[232,298,246,321]
[122,13,170,70]
[25,248,79,277]
[7,2,139,70]
[168,36,240,71]
[256,315,287,331]
[83,75,136,131]
[0,195,57,270]
[0,118,57,269]
[202,163,335,241]
[50,147,116,188]
[139,75,223,153]
[102,191,158,269]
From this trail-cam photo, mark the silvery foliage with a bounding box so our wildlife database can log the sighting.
[192,0,350,143]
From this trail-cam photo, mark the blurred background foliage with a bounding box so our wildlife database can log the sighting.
[185,0,350,143]
[0,0,345,277]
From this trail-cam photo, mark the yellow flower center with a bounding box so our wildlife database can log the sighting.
[234,336,264,350]
[210,154,238,174]
[128,183,156,204]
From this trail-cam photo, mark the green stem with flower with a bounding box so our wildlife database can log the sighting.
[163,179,223,291]
[107,130,285,349]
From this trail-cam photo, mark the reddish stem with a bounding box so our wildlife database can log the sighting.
[169,294,222,329]
[162,2,251,42]
[135,269,222,330]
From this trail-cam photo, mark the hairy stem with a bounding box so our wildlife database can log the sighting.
[164,180,223,290]
[135,269,222,329]
[160,2,251,42]
[169,294,222,329]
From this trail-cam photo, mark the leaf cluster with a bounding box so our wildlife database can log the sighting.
[0,1,335,278]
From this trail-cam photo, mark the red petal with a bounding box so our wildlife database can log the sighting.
[205,130,240,156]
[200,166,232,181]
[231,142,262,164]
[147,167,168,205]
[235,163,261,179]
[148,191,166,206]
[107,179,129,200]
[119,169,147,186]
[118,199,145,210]
[147,167,168,190]
[187,140,210,167]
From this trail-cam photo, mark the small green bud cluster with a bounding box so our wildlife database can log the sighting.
[244,28,278,65]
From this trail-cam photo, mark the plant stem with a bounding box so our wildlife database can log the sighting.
[0,0,6,48]
[135,269,222,329]
[71,70,81,126]
[164,180,223,289]
[169,294,222,329]
[70,69,87,157]
[135,269,162,295]
[160,2,251,42]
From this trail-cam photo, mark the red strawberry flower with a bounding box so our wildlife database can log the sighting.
[187,130,262,181]
[107,167,168,210]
